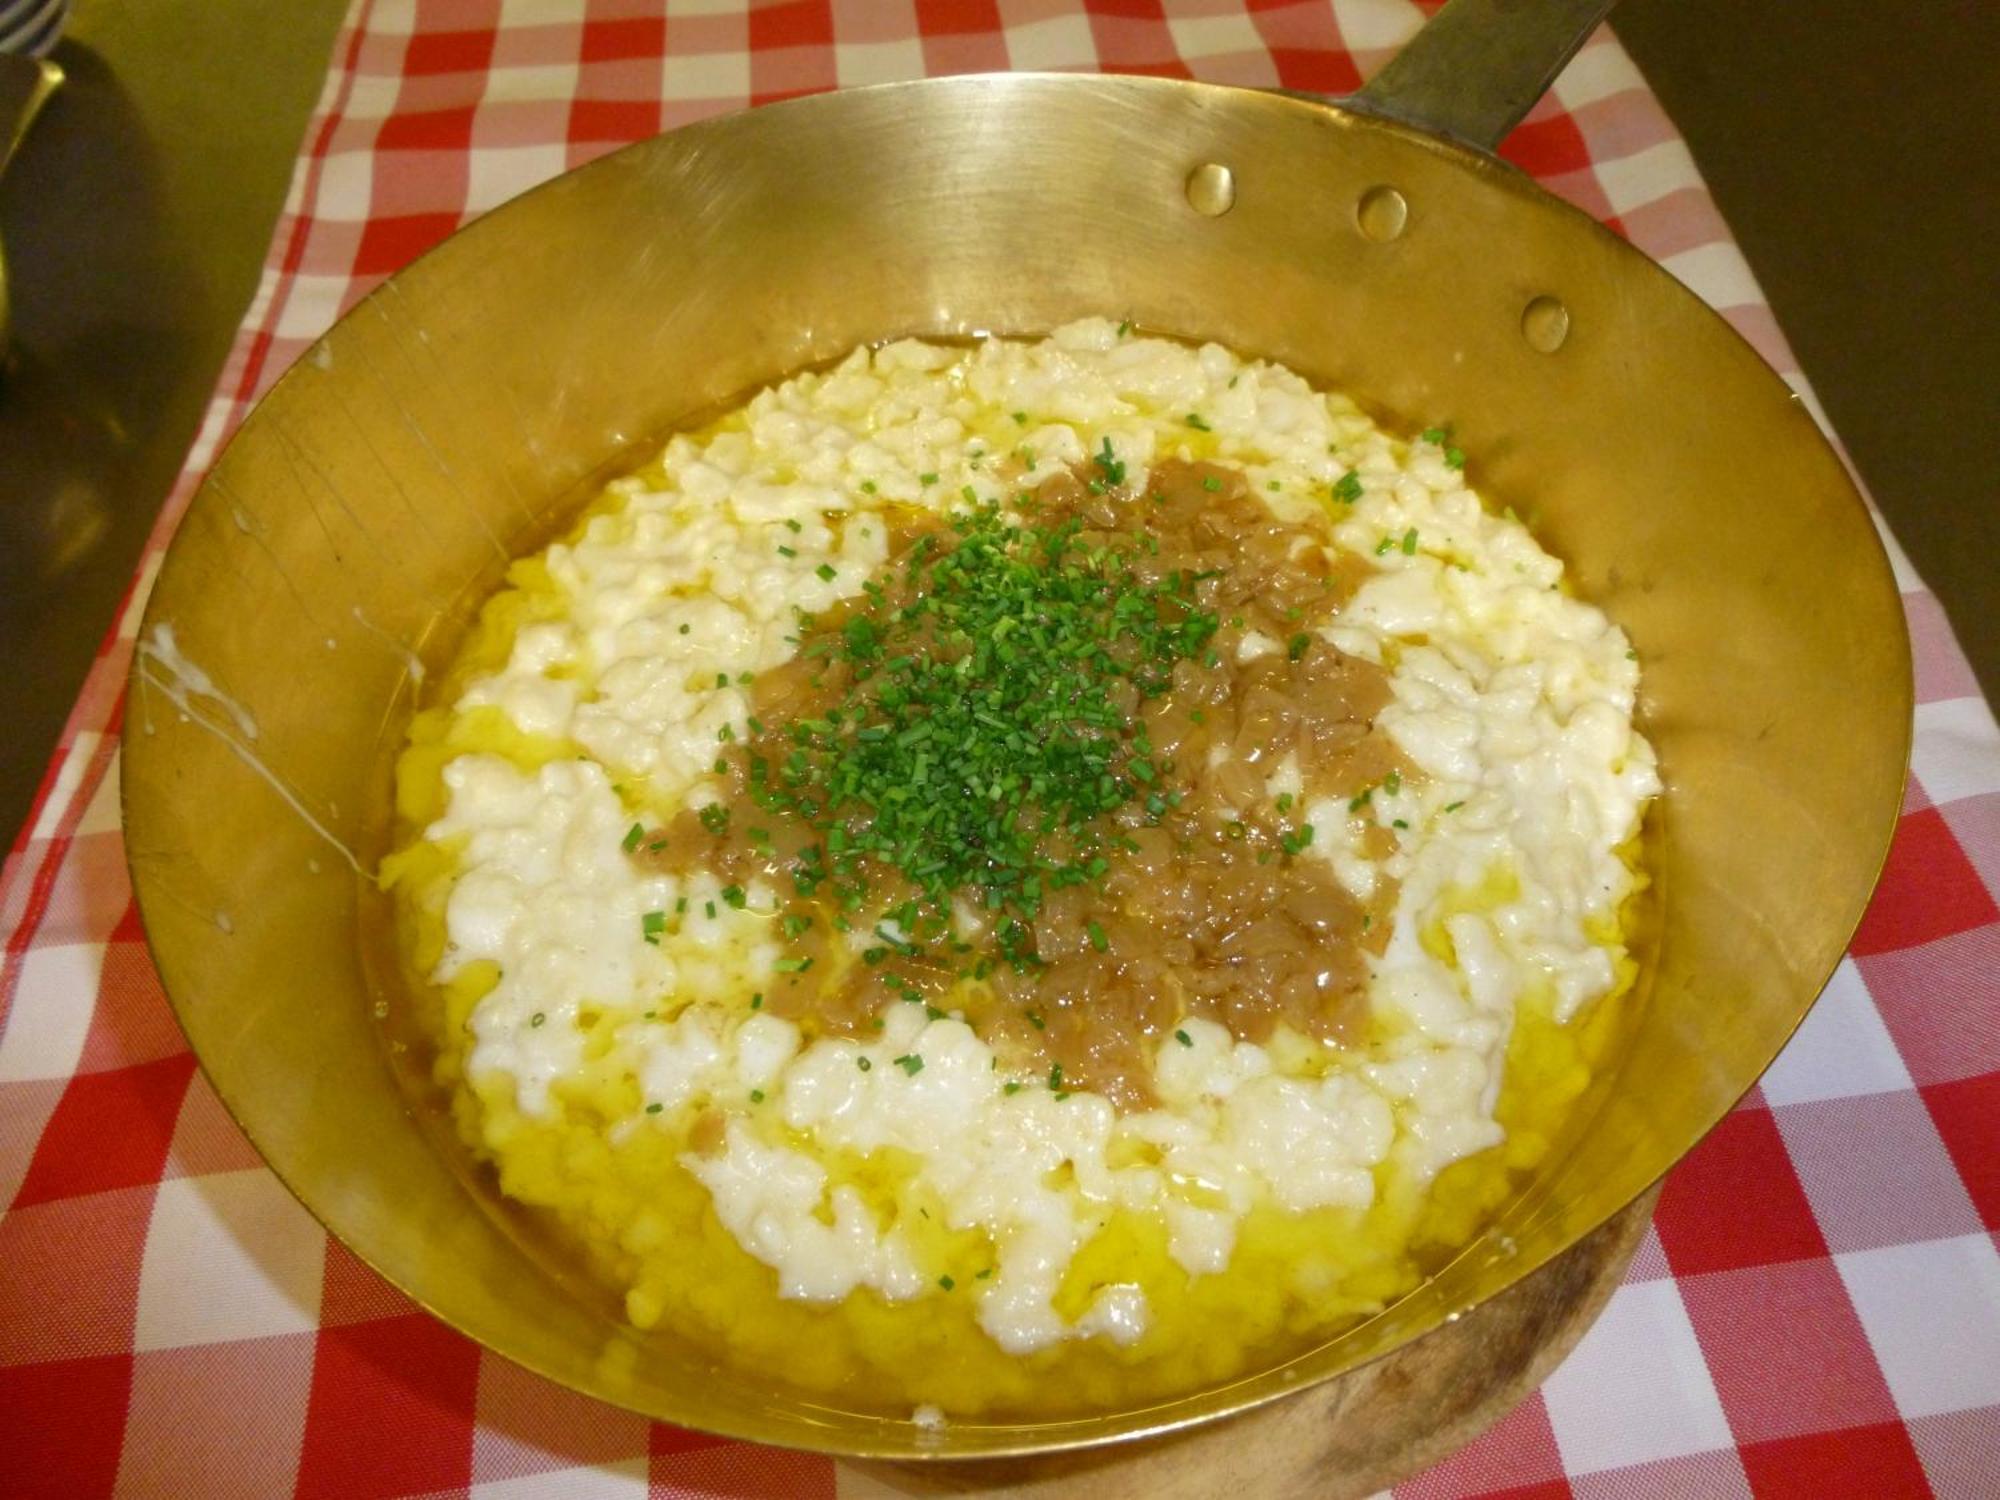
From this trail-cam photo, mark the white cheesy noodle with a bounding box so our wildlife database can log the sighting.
[384,319,1658,1416]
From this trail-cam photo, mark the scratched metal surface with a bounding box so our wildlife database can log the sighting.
[120,68,1907,1456]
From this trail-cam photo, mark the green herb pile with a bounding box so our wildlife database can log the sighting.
[747,495,1219,964]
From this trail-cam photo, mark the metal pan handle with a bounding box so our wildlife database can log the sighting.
[1345,0,1617,155]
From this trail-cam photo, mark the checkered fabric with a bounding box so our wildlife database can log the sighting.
[3,2,1995,1496]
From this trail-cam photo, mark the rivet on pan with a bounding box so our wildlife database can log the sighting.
[1185,163,1236,217]
[1355,185,1408,242]
[1522,295,1571,353]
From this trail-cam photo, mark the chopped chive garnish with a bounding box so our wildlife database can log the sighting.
[1094,436,1125,487]
[734,499,1221,971]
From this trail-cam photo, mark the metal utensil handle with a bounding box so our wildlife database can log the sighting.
[1347,0,1617,154]
[0,54,62,180]
[0,55,62,361]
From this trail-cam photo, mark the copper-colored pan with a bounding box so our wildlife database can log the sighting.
[122,0,1910,1462]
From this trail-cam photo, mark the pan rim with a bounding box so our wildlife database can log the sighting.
[122,70,1915,1461]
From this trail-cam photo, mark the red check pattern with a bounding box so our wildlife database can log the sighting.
[4,3,1997,1496]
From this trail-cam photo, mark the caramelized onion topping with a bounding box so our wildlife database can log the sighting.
[639,459,1408,1106]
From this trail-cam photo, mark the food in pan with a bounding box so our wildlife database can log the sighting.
[383,318,1658,1415]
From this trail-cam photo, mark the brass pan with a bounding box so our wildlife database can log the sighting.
[122,0,1911,1462]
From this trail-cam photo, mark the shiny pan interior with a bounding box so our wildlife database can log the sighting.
[122,72,1911,1459]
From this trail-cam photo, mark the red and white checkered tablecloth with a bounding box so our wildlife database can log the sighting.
[4,2,1997,1496]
